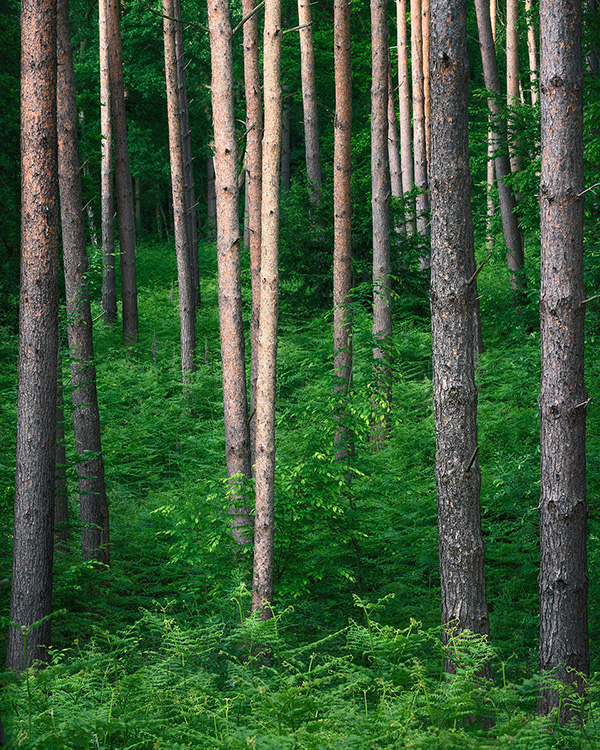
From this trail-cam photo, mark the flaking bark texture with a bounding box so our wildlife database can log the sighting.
[410,0,430,252]
[371,0,392,445]
[107,0,139,344]
[333,0,353,461]
[538,0,588,719]
[208,0,253,543]
[474,0,525,298]
[7,0,59,669]
[164,0,196,384]
[242,0,263,467]
[252,0,282,617]
[430,0,489,661]
[57,0,110,565]
[396,0,415,233]
[298,0,322,201]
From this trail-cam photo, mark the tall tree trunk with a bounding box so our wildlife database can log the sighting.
[174,0,200,309]
[485,0,496,250]
[421,0,431,168]
[99,0,117,326]
[107,0,138,345]
[206,155,217,238]
[387,61,403,200]
[371,0,392,445]
[242,0,263,468]
[430,0,490,663]
[7,0,59,669]
[58,0,110,565]
[252,0,282,618]
[55,347,70,549]
[538,0,588,720]
[410,0,430,250]
[164,0,196,384]
[333,0,353,462]
[298,0,322,201]
[208,0,253,544]
[396,0,415,233]
[474,0,525,298]
[524,0,538,105]
[506,0,522,174]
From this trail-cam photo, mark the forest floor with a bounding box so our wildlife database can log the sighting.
[0,238,599,748]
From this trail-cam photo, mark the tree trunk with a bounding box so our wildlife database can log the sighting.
[485,0,496,250]
[410,0,430,249]
[538,0,588,720]
[396,0,415,233]
[388,61,403,200]
[506,0,522,174]
[371,0,392,445]
[242,0,263,468]
[7,0,59,669]
[107,0,138,345]
[474,0,525,298]
[524,0,538,105]
[58,0,110,565]
[55,347,70,549]
[333,0,353,462]
[100,0,117,326]
[164,0,196,385]
[298,0,322,201]
[421,0,431,168]
[208,0,253,544]
[174,0,200,309]
[252,0,282,618]
[430,0,490,665]
[206,155,217,238]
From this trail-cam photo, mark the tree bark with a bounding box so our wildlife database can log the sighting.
[7,0,59,669]
[298,0,322,201]
[252,0,282,618]
[242,0,263,468]
[506,0,522,174]
[485,0,496,250]
[107,0,139,345]
[387,61,403,200]
[396,0,415,233]
[430,0,490,664]
[538,0,588,720]
[99,0,117,326]
[164,0,196,385]
[474,0,525,298]
[421,0,431,168]
[333,0,353,461]
[208,0,253,544]
[410,0,430,248]
[57,0,110,565]
[524,0,539,105]
[371,0,392,445]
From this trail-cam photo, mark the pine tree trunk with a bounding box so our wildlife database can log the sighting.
[242,0,263,468]
[538,0,588,719]
[506,0,522,174]
[371,0,392,445]
[485,0,496,250]
[388,62,403,200]
[396,0,415,233]
[206,155,217,238]
[524,0,538,105]
[99,0,117,326]
[58,0,110,565]
[164,0,197,385]
[421,0,431,168]
[430,0,490,663]
[474,0,525,298]
[55,348,70,549]
[298,0,322,201]
[208,0,253,544]
[107,0,139,344]
[410,0,430,251]
[333,0,353,461]
[7,0,59,669]
[252,0,282,618]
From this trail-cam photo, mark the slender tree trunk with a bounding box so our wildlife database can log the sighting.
[333,0,353,461]
[206,155,217,238]
[421,0,431,168]
[57,0,110,565]
[252,0,282,618]
[411,0,430,250]
[388,61,403,200]
[485,0,496,250]
[524,0,538,105]
[55,348,70,549]
[100,0,117,326]
[298,0,322,201]
[208,0,253,544]
[281,101,291,191]
[242,0,263,468]
[474,0,525,298]
[174,0,200,309]
[164,0,196,384]
[430,0,490,664]
[107,0,138,345]
[506,0,522,174]
[7,0,59,669]
[538,0,588,720]
[371,0,392,445]
[396,0,415,233]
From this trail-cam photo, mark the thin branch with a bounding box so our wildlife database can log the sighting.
[464,445,479,473]
[577,182,600,197]
[139,0,207,31]
[282,23,310,34]
[582,293,600,305]
[232,0,265,35]
[467,251,493,285]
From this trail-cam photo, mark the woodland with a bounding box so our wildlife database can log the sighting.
[0,0,599,746]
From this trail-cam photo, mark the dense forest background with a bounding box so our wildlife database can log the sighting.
[1,0,600,746]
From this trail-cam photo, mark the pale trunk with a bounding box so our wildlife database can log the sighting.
[396,0,415,233]
[485,0,496,250]
[506,0,522,174]
[422,0,430,168]
[411,0,430,252]
[388,62,403,200]
[298,0,322,201]
[524,0,538,105]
